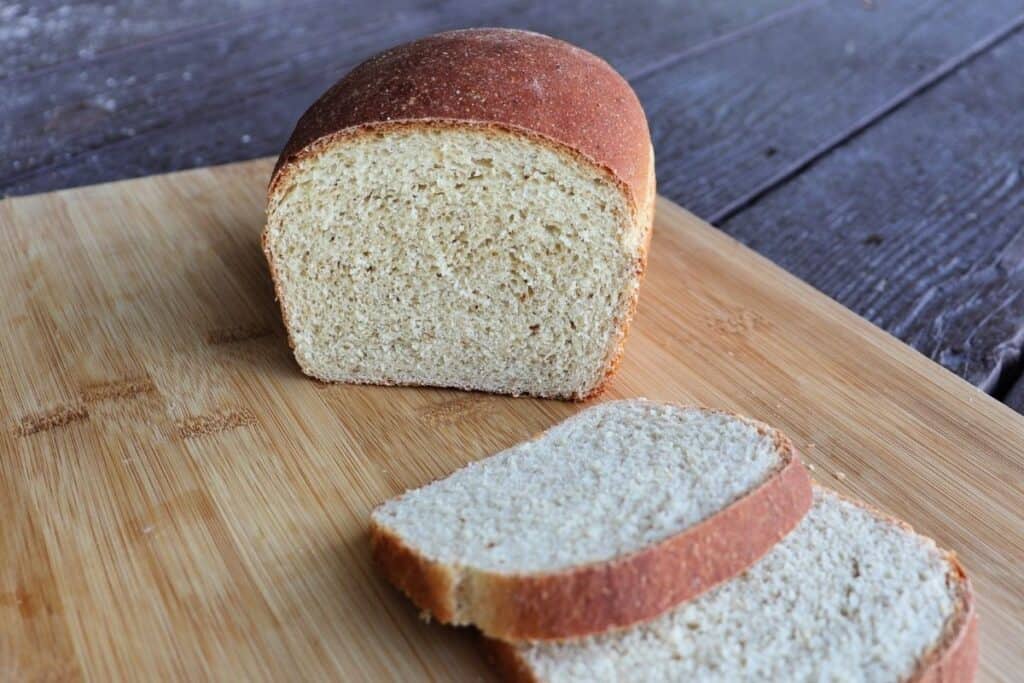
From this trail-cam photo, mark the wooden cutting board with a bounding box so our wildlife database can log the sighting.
[1,159,1021,682]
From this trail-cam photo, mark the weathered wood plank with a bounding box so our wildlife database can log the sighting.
[482,0,811,80]
[636,0,1024,217]
[0,0,279,79]
[0,0,803,197]
[7,1,1018,218]
[720,28,1024,393]
[0,0,474,190]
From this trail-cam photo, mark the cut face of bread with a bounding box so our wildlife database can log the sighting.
[499,488,977,682]
[264,28,655,399]
[370,400,812,641]
[265,123,648,398]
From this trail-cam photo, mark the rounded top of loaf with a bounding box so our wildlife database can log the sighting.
[272,28,653,207]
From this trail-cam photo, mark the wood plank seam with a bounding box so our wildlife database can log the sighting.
[624,0,828,81]
[707,12,1024,226]
[985,320,1024,402]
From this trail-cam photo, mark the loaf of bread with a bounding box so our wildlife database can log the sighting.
[370,400,812,641]
[493,488,977,682]
[263,28,654,399]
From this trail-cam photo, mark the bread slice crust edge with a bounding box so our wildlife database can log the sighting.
[369,413,812,642]
[483,487,978,682]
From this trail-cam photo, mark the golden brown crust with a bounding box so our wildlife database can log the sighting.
[270,28,652,209]
[264,29,654,400]
[368,411,813,642]
[369,523,458,622]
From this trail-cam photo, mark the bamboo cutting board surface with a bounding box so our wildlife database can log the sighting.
[1,159,1021,682]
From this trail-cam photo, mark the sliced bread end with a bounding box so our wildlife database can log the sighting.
[369,401,812,642]
[490,488,977,682]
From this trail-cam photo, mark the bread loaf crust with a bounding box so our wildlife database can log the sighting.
[369,413,812,642]
[264,28,655,399]
[270,28,653,211]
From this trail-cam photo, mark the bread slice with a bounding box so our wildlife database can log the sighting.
[370,399,812,641]
[493,487,977,682]
[263,28,655,399]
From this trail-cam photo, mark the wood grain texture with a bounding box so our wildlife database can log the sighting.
[721,28,1024,404]
[625,0,1024,407]
[637,0,1024,217]
[1,159,1021,680]
[0,0,483,194]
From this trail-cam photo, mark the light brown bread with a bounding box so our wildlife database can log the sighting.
[263,28,655,399]
[491,488,977,682]
[369,400,812,641]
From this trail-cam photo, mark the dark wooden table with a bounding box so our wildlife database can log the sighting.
[4,1,1024,412]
